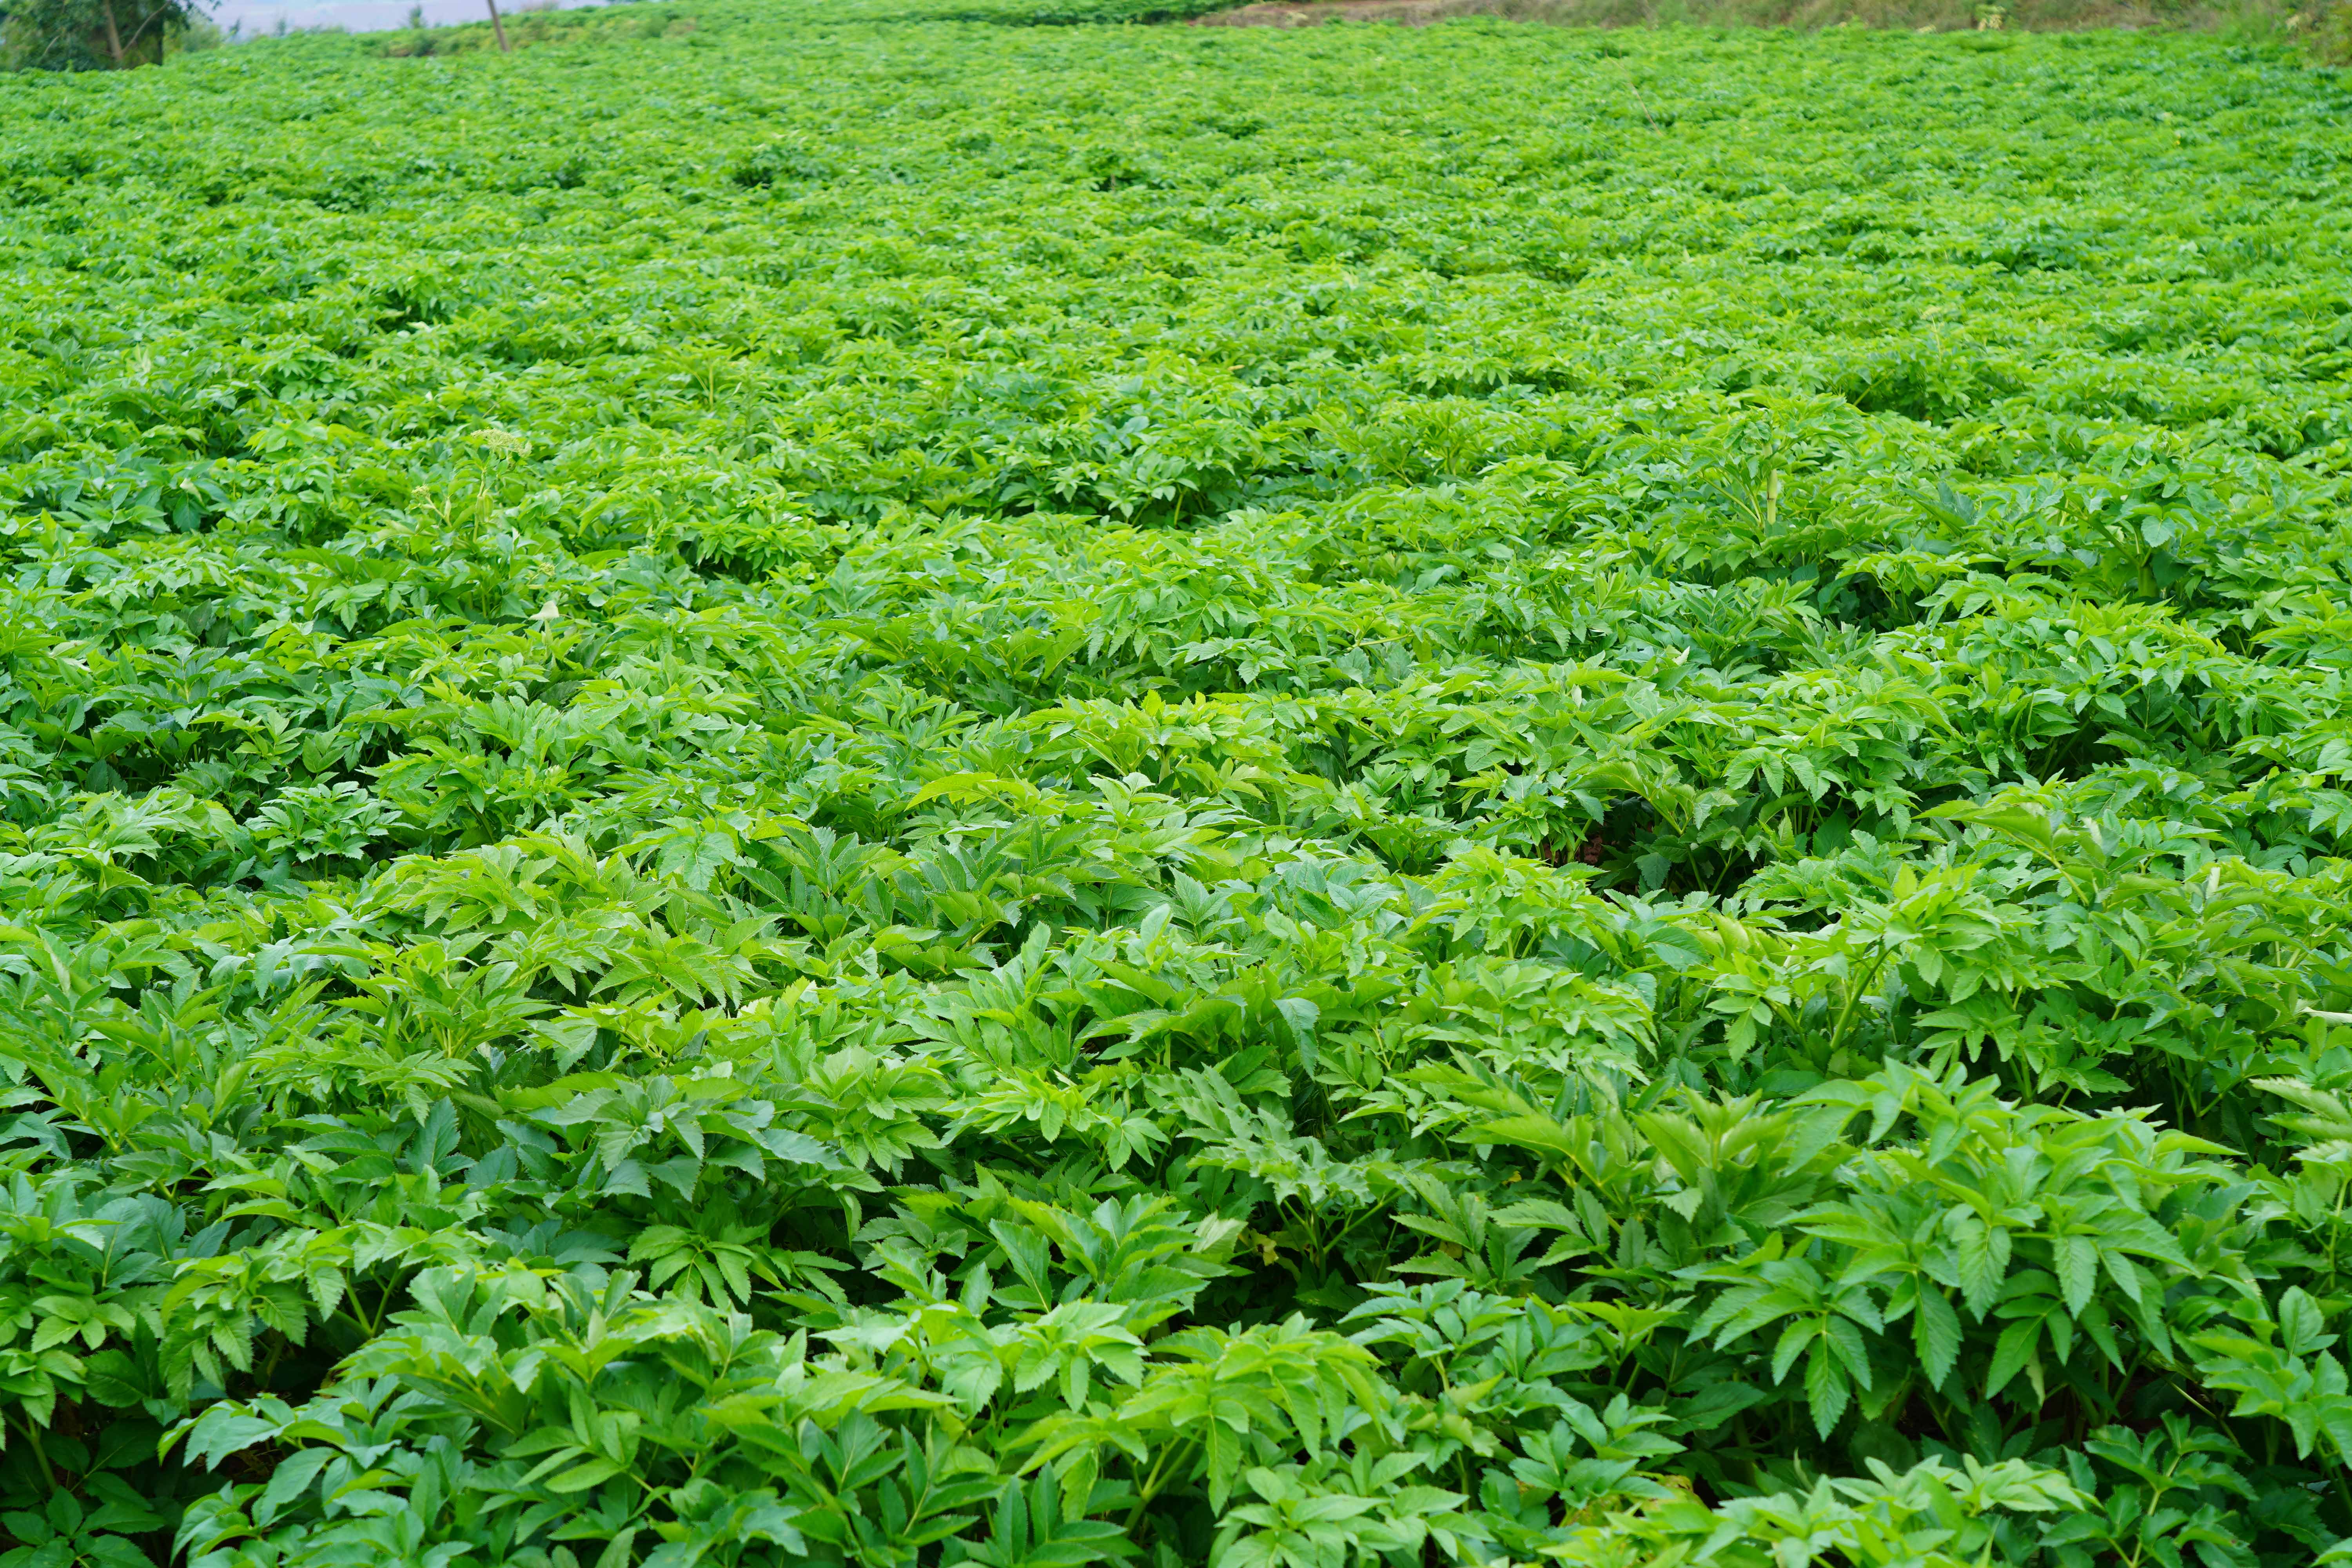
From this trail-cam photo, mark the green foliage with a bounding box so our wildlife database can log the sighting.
[371,4,704,61]
[0,4,2349,1565]
[0,0,203,70]
[933,0,1246,26]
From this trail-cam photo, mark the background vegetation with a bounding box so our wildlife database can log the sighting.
[0,0,210,71]
[2,4,2352,1566]
[8,0,2350,67]
[1189,0,2345,49]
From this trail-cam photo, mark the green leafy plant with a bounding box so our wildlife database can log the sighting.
[0,5,2348,1565]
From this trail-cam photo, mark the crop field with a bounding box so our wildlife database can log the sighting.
[4,5,2352,1564]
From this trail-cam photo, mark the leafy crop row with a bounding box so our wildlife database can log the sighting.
[3,6,2352,1566]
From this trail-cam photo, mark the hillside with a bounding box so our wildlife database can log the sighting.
[4,7,2352,1566]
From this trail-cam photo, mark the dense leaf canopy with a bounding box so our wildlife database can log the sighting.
[0,0,203,72]
[3,6,2352,1566]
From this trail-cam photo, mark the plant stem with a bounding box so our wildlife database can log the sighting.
[1825,946,1891,1062]
[1122,1437,1192,1533]
[15,1414,56,1493]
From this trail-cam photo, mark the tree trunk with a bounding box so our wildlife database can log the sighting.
[485,0,509,51]
[100,0,125,64]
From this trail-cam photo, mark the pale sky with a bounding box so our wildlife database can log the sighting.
[207,0,611,38]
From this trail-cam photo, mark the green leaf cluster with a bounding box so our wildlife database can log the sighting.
[0,5,2349,1566]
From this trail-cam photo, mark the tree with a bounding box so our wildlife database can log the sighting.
[0,0,207,69]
